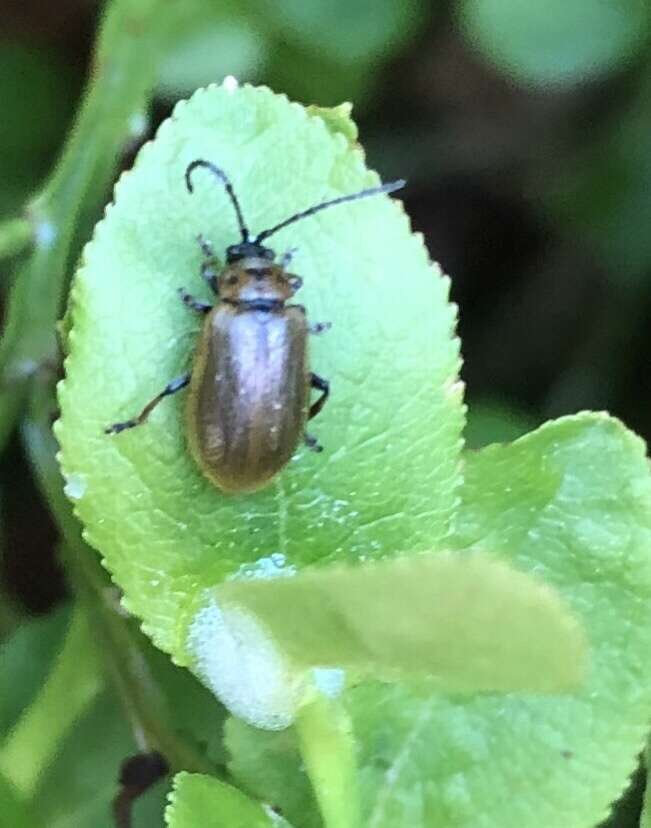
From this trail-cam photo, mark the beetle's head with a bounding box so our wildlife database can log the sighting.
[225,241,274,264]
[219,258,299,305]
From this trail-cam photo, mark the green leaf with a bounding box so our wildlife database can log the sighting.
[458,0,650,87]
[57,83,464,664]
[199,552,585,694]
[225,717,321,828]
[165,772,293,827]
[347,413,651,828]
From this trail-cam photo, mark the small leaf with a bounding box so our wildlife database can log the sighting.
[56,83,464,663]
[348,413,651,828]
[208,553,586,692]
[459,0,650,87]
[165,772,293,827]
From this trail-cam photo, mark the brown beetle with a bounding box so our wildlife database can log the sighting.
[106,160,404,493]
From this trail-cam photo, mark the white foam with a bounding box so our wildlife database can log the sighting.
[188,596,305,730]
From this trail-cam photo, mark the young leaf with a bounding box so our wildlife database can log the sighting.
[56,83,464,661]
[165,772,293,827]
[347,413,651,828]
[201,552,586,692]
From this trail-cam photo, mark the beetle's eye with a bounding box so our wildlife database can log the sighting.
[227,275,238,285]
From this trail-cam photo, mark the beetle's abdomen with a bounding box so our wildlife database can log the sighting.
[187,304,309,493]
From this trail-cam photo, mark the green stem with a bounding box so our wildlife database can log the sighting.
[0,0,175,450]
[0,218,32,261]
[295,693,361,828]
[21,375,213,776]
[0,604,102,796]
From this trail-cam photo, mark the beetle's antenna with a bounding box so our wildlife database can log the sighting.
[254,179,406,244]
[185,160,250,242]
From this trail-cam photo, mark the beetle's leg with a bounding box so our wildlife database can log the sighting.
[178,287,212,314]
[304,432,323,453]
[309,372,330,420]
[303,374,330,452]
[105,374,190,434]
[287,274,303,296]
[201,262,219,293]
[197,233,215,258]
[197,234,220,293]
[308,321,332,335]
[279,247,298,269]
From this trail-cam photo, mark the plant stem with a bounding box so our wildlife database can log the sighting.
[295,693,361,828]
[21,375,213,776]
[0,218,32,261]
[0,0,176,450]
[0,604,102,796]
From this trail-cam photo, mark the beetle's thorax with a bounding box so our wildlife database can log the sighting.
[218,257,293,308]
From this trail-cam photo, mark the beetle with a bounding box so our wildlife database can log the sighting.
[106,159,405,493]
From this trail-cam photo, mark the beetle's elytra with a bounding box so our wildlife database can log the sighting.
[106,160,405,493]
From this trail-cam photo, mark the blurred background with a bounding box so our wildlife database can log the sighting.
[1,1,650,825]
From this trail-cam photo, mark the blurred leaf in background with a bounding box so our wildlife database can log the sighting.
[155,0,267,100]
[459,0,649,88]
[0,41,76,219]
